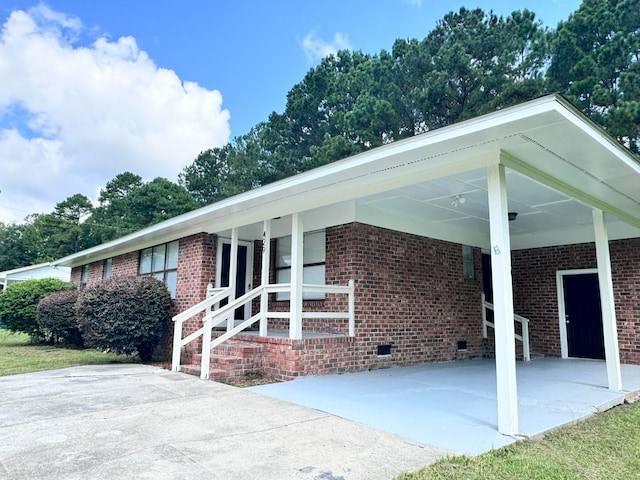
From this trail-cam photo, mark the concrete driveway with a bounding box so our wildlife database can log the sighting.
[0,365,448,480]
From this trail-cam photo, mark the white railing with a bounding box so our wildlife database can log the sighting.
[482,293,530,361]
[172,280,355,379]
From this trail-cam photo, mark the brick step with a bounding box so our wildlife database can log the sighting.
[192,353,260,367]
[180,364,202,376]
[181,339,265,382]
[179,364,252,380]
[212,340,263,356]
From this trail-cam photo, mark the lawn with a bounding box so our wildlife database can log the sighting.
[397,399,640,480]
[0,329,139,376]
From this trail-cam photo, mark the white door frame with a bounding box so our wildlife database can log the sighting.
[556,268,598,359]
[215,237,254,321]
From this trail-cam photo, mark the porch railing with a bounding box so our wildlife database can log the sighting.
[172,280,355,380]
[481,293,531,361]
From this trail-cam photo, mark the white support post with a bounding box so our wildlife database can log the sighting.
[592,209,622,391]
[348,279,355,337]
[200,317,212,380]
[290,213,304,339]
[260,219,271,337]
[227,228,239,332]
[171,320,182,372]
[487,163,519,436]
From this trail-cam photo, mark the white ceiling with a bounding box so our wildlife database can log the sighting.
[355,166,622,250]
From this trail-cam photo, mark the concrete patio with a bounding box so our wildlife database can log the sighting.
[250,357,640,456]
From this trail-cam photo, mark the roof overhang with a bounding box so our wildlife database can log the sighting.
[53,94,640,268]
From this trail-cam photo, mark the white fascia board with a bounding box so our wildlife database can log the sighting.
[0,262,53,276]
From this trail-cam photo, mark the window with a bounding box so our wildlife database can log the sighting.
[80,265,89,290]
[462,245,474,279]
[140,241,179,297]
[275,230,325,300]
[103,258,113,278]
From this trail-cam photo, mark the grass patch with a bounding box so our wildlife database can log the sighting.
[397,400,640,480]
[0,330,139,376]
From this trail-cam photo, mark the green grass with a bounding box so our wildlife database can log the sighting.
[0,329,139,376]
[397,400,640,480]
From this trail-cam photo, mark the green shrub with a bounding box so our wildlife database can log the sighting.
[37,290,82,346]
[0,278,76,341]
[76,276,172,361]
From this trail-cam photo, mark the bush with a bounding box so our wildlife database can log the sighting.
[76,276,172,361]
[37,290,82,346]
[0,278,76,341]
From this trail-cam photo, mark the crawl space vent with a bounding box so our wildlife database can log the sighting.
[377,344,391,356]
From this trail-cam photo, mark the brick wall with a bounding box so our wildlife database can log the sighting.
[67,221,639,376]
[511,238,640,363]
[252,222,485,376]
[172,233,217,362]
[612,238,640,363]
[326,223,484,370]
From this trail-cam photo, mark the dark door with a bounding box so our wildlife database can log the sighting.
[220,243,248,320]
[563,273,604,359]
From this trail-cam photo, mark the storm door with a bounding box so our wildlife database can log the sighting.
[216,239,253,323]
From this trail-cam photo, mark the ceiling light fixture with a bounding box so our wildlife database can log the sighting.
[451,195,466,207]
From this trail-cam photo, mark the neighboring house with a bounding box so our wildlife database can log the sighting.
[52,95,640,436]
[0,263,71,291]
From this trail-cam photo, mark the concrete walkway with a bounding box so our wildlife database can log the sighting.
[250,358,640,456]
[0,364,448,480]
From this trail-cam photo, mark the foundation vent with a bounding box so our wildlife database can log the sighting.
[377,344,392,356]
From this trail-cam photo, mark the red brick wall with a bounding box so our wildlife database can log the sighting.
[326,223,484,370]
[68,222,639,375]
[172,233,217,361]
[251,222,485,375]
[511,238,640,363]
[70,252,138,287]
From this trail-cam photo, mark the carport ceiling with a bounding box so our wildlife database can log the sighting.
[356,167,621,250]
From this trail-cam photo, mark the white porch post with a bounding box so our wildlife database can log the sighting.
[487,163,519,436]
[592,209,622,391]
[227,227,239,331]
[290,213,303,339]
[260,219,271,337]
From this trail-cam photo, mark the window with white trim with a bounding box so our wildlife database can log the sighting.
[275,230,325,300]
[140,241,178,297]
[103,258,113,278]
[80,265,89,290]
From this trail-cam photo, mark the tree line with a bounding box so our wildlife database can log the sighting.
[1,0,638,271]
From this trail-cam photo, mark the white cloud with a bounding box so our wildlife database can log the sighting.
[0,5,230,224]
[301,31,352,62]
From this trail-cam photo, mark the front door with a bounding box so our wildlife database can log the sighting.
[217,239,253,323]
[562,272,604,359]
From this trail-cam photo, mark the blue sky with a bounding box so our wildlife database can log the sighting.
[0,0,582,224]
